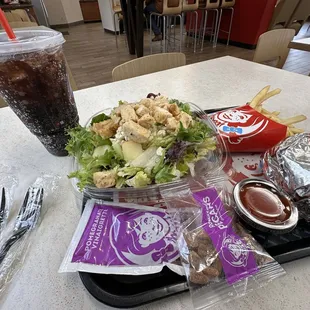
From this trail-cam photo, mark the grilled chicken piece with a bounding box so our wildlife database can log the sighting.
[165,117,179,131]
[138,114,155,129]
[179,111,192,129]
[136,105,150,117]
[153,107,172,124]
[168,103,180,116]
[120,104,138,122]
[122,120,151,143]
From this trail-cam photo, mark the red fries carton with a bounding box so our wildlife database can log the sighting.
[211,105,287,152]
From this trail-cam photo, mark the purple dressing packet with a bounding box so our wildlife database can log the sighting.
[161,178,286,309]
[59,200,182,275]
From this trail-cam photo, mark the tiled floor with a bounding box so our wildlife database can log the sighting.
[62,22,310,90]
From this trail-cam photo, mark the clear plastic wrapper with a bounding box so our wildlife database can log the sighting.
[0,175,59,296]
[0,164,18,240]
[263,133,310,221]
[161,178,286,309]
[59,199,184,275]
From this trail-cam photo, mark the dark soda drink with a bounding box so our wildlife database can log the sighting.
[0,30,79,156]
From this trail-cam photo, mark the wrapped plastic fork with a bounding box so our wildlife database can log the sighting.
[0,189,6,235]
[0,165,18,241]
[0,174,60,296]
[0,187,44,265]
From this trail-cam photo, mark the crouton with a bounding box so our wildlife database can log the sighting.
[92,119,119,138]
[122,120,151,143]
[165,117,179,131]
[138,114,155,129]
[133,103,140,110]
[158,102,170,110]
[93,171,116,188]
[179,111,192,129]
[136,105,150,117]
[113,107,121,116]
[139,98,153,108]
[153,107,172,124]
[111,115,121,124]
[120,105,138,122]
[168,103,180,116]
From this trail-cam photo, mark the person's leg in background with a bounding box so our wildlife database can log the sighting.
[144,1,162,41]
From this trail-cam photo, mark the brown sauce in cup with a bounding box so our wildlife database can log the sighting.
[239,183,292,224]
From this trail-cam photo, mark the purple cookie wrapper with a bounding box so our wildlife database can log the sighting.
[193,187,259,285]
[71,203,179,266]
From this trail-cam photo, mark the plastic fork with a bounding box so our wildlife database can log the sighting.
[0,187,44,265]
[0,188,6,236]
[0,188,5,227]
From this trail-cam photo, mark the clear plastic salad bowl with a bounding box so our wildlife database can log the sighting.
[70,102,228,205]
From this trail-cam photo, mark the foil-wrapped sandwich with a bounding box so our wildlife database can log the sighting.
[263,133,310,220]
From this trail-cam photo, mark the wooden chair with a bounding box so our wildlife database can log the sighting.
[112,52,186,81]
[253,29,295,69]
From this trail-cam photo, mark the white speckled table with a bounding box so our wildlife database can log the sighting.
[1,56,310,310]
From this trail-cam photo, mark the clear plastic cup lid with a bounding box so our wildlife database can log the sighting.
[0,29,65,55]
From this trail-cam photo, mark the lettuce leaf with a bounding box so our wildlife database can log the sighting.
[195,138,217,159]
[90,112,110,125]
[155,165,175,184]
[68,147,122,190]
[126,171,151,188]
[169,99,191,114]
[177,120,212,143]
[118,166,143,178]
[152,150,166,176]
[165,140,191,163]
[149,135,176,148]
[68,169,94,191]
[79,151,115,170]
[176,161,189,175]
[115,177,126,188]
[66,126,111,161]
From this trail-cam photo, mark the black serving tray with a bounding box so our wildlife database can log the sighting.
[79,107,310,308]
[79,218,310,308]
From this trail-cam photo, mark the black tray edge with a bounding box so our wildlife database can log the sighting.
[79,272,188,308]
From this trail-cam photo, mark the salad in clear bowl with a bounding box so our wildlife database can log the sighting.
[66,95,227,200]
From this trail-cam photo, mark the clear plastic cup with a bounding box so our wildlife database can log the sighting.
[0,29,79,156]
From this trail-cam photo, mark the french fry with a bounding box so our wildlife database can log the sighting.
[261,108,272,116]
[287,129,294,137]
[249,85,270,109]
[270,116,282,122]
[290,127,304,134]
[262,88,282,102]
[281,115,307,126]
[250,85,307,138]
[261,108,280,117]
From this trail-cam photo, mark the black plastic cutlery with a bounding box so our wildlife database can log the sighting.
[0,187,44,265]
[0,188,5,229]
